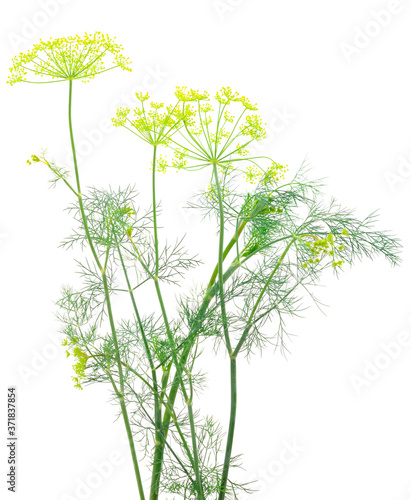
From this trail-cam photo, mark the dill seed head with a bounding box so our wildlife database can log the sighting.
[7,32,131,86]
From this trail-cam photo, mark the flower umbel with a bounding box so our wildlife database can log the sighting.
[112,97,197,147]
[113,86,285,184]
[62,337,89,390]
[300,232,346,269]
[7,32,131,85]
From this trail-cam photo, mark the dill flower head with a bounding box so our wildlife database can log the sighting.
[113,86,274,180]
[112,93,197,147]
[7,32,131,85]
[62,337,89,390]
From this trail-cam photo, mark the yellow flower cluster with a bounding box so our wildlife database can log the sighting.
[155,155,168,173]
[112,86,270,175]
[150,102,164,109]
[223,110,235,123]
[301,231,347,269]
[112,97,198,146]
[236,144,249,157]
[26,154,40,165]
[175,86,209,102]
[112,106,130,127]
[136,92,150,102]
[218,161,234,176]
[62,337,90,390]
[200,102,213,113]
[261,162,288,185]
[240,115,266,141]
[119,206,135,218]
[7,32,131,85]
[132,107,177,134]
[173,148,189,169]
[244,165,263,184]
[215,87,258,110]
[241,96,259,111]
[172,104,197,125]
[155,151,188,173]
[244,160,287,185]
[210,128,231,145]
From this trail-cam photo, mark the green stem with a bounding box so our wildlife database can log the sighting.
[123,364,197,474]
[104,371,145,500]
[156,230,294,495]
[212,162,235,500]
[218,239,296,500]
[207,196,280,293]
[151,145,205,500]
[156,222,249,372]
[212,163,231,352]
[68,80,145,500]
[206,219,247,292]
[218,357,237,500]
[126,382,197,487]
[116,246,163,500]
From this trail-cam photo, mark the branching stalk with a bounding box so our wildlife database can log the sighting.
[68,80,145,500]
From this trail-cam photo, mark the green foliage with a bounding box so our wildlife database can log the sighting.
[10,34,401,500]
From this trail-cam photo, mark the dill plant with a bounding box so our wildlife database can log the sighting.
[9,33,400,500]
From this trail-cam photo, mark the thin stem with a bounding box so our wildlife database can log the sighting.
[218,240,296,500]
[133,384,197,486]
[206,196,276,293]
[37,156,77,196]
[153,235,296,498]
[104,370,145,500]
[116,245,163,500]
[68,80,145,500]
[155,232,296,371]
[233,238,296,357]
[212,162,232,355]
[218,357,237,500]
[206,219,247,292]
[150,145,205,500]
[154,251,249,498]
[212,162,235,500]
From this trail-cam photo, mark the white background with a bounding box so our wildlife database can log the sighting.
[1,1,411,499]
